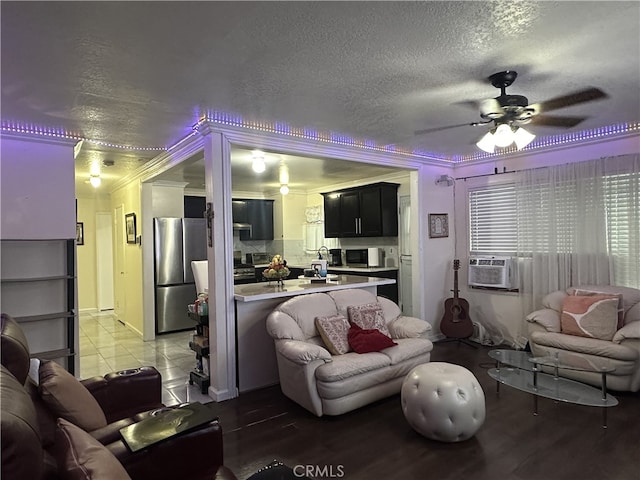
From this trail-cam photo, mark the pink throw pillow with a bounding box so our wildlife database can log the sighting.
[560,295,619,341]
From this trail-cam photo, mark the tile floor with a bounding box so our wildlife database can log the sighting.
[78,311,211,406]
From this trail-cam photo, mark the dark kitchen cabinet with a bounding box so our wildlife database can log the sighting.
[323,193,342,237]
[232,200,249,224]
[322,182,398,238]
[233,199,274,240]
[184,196,206,218]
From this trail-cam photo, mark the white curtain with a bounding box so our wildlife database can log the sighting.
[516,155,640,336]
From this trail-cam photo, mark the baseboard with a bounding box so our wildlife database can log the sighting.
[78,307,98,314]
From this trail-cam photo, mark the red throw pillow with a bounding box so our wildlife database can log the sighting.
[347,324,397,353]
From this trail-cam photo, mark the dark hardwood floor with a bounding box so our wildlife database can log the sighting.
[209,341,640,480]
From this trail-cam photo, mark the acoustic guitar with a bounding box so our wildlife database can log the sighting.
[440,259,474,339]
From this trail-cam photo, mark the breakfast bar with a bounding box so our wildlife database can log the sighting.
[234,275,396,392]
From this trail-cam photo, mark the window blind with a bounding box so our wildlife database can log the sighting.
[605,172,640,288]
[468,170,639,289]
[468,184,517,254]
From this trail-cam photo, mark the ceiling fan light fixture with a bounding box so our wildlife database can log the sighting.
[493,123,515,148]
[513,126,536,149]
[476,130,496,153]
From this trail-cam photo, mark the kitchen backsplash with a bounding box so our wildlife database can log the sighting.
[233,233,399,268]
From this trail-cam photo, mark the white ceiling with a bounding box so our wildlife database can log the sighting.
[2,2,639,195]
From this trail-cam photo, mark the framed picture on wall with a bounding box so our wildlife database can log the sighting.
[125,213,137,244]
[429,213,449,238]
[76,222,84,245]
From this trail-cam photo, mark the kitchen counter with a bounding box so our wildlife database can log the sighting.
[255,264,398,273]
[325,265,398,273]
[234,274,395,302]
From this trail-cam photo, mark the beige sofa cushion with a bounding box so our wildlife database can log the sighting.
[315,352,390,382]
[388,316,431,339]
[328,289,379,316]
[277,293,338,340]
[530,331,638,361]
[526,308,561,332]
[543,290,569,312]
[612,321,640,344]
[382,338,433,364]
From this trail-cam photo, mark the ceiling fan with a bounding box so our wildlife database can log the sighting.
[414,71,608,151]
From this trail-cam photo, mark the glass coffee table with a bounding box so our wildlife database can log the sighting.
[488,349,618,427]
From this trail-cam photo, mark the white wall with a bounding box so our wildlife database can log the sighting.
[415,165,456,332]
[151,181,187,217]
[1,136,76,239]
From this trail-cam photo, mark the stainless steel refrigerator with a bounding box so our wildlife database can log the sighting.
[154,218,207,334]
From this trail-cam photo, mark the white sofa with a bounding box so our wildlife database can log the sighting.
[265,289,433,416]
[526,285,640,392]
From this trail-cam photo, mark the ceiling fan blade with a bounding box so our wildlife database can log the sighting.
[529,115,587,128]
[532,87,608,113]
[414,121,490,136]
[479,98,502,117]
[453,100,482,110]
[414,123,470,135]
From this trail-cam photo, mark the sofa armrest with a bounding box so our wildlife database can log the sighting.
[388,316,431,339]
[526,308,561,333]
[612,320,640,344]
[110,419,228,480]
[266,311,306,341]
[81,366,163,423]
[275,339,331,365]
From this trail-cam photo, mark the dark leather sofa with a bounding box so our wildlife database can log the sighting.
[1,313,237,480]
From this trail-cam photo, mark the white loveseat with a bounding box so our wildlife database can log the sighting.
[265,289,433,416]
[526,285,640,392]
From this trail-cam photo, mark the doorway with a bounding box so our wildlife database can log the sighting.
[96,212,114,311]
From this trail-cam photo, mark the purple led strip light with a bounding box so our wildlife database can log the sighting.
[2,117,638,163]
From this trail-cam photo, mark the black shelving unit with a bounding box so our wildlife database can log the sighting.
[188,312,210,394]
[0,239,77,374]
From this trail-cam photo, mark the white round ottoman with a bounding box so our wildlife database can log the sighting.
[401,362,485,442]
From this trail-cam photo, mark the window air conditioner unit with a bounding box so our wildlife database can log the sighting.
[468,256,517,289]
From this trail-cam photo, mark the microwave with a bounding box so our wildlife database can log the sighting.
[245,252,270,265]
[345,249,368,266]
[346,248,384,267]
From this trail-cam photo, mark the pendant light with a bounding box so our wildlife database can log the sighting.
[252,150,266,173]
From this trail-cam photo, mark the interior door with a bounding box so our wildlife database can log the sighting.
[114,205,126,322]
[96,212,114,311]
[399,195,413,315]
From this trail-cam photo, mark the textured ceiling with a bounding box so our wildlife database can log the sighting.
[1,1,639,195]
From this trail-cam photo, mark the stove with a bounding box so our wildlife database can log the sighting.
[233,263,256,284]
